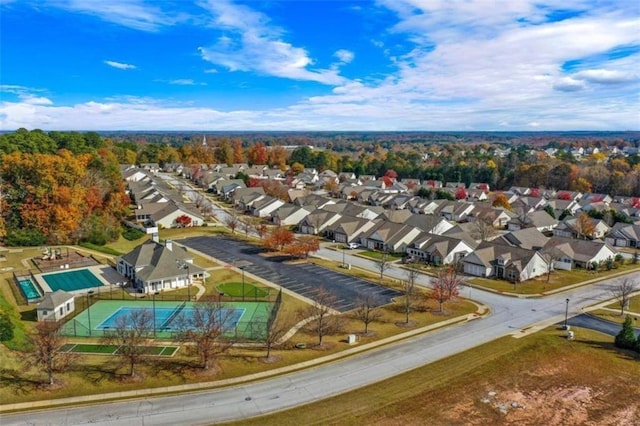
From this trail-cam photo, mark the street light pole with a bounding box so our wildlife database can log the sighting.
[342,246,345,268]
[86,290,94,336]
[564,298,570,330]
[241,266,245,302]
[153,291,159,338]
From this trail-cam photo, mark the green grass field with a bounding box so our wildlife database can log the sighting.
[217,282,269,298]
[59,343,179,356]
[359,250,402,261]
[470,264,640,295]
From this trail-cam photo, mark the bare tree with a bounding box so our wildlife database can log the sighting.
[432,266,464,313]
[300,288,341,346]
[611,278,637,316]
[377,250,390,282]
[470,217,496,242]
[542,247,564,283]
[402,264,420,324]
[253,221,269,240]
[29,321,73,385]
[351,295,383,334]
[263,313,291,359]
[104,309,153,377]
[175,302,232,369]
[224,210,240,234]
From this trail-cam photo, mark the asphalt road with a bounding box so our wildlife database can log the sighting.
[5,252,638,425]
[567,313,640,337]
[181,236,402,312]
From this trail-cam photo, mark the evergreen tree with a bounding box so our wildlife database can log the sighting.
[614,315,637,350]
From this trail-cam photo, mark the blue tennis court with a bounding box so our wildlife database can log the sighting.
[96,305,245,332]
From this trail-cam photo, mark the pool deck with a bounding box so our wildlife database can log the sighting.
[33,265,127,295]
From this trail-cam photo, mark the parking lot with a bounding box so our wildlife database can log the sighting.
[181,236,402,312]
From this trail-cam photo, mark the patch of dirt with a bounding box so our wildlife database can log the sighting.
[395,321,417,328]
[311,342,336,351]
[258,355,283,364]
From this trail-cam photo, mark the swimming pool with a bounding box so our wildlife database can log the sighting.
[17,277,42,302]
[41,268,104,292]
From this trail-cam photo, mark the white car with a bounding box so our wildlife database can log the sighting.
[347,242,359,249]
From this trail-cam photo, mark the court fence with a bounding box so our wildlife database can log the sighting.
[59,293,282,343]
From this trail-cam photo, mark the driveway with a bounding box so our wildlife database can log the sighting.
[567,314,640,337]
[181,236,402,312]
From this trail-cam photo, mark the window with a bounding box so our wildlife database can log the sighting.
[59,307,64,315]
[66,302,70,310]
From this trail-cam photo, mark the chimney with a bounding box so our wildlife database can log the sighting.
[165,239,173,251]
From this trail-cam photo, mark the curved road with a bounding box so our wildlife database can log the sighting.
[3,250,638,425]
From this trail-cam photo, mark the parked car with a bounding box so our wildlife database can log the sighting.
[347,242,359,249]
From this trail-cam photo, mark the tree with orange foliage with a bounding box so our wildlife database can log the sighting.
[268,145,288,170]
[492,192,512,211]
[264,227,295,252]
[290,162,305,174]
[573,212,596,240]
[232,139,244,164]
[247,142,268,165]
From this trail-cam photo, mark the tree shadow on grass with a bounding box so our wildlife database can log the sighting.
[572,337,640,362]
[0,368,42,396]
[146,358,192,382]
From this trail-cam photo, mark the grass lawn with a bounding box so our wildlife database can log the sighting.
[0,291,476,405]
[58,343,179,356]
[358,250,403,261]
[237,327,640,426]
[0,279,34,351]
[604,294,640,313]
[469,264,640,295]
[217,282,269,298]
[588,309,640,325]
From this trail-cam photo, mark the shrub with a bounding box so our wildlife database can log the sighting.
[122,228,146,241]
[0,311,14,342]
[5,228,46,246]
[614,315,637,350]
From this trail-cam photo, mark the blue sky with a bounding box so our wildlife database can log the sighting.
[1,0,639,131]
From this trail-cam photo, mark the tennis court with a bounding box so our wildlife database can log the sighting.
[41,268,104,292]
[96,306,245,333]
[62,300,274,340]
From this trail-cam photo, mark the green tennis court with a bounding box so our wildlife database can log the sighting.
[62,299,275,340]
[41,268,104,292]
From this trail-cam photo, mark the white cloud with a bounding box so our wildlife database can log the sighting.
[104,60,136,70]
[573,69,638,84]
[51,0,184,31]
[197,0,346,85]
[2,0,638,131]
[334,49,354,64]
[169,79,197,85]
[553,77,585,92]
